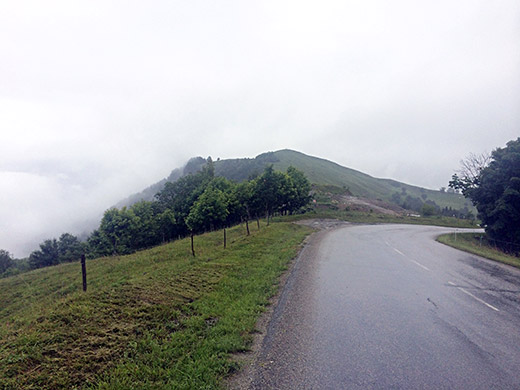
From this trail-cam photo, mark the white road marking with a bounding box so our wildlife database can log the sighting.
[392,247,431,271]
[408,259,431,271]
[448,281,500,312]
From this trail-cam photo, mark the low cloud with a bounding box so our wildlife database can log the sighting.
[1,0,519,256]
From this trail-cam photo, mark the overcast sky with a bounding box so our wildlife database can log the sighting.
[1,0,519,257]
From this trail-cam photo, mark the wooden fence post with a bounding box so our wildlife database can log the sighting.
[191,232,195,257]
[81,254,87,292]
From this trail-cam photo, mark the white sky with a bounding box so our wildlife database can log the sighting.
[1,0,519,257]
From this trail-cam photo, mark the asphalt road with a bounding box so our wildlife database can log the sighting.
[249,224,520,389]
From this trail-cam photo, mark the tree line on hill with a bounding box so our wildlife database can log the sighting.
[0,161,311,275]
[390,191,474,219]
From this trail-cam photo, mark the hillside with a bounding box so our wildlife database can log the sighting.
[0,222,311,389]
[119,149,470,213]
[263,150,470,211]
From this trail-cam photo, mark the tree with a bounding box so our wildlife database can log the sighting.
[186,185,229,233]
[27,233,84,269]
[58,233,84,263]
[129,201,162,249]
[450,138,520,250]
[459,152,491,184]
[99,207,140,255]
[277,172,296,216]
[78,160,311,261]
[87,229,113,258]
[401,195,423,212]
[0,249,13,274]
[29,239,60,269]
[157,208,178,242]
[253,165,285,225]
[286,166,311,214]
[233,181,254,235]
[185,185,229,254]
[155,164,214,234]
[421,203,437,217]
[449,152,491,197]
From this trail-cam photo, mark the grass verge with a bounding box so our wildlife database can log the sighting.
[437,233,520,269]
[273,209,478,228]
[0,221,312,389]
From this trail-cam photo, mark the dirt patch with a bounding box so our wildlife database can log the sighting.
[338,195,405,215]
[294,218,351,230]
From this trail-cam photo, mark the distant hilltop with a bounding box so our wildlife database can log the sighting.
[117,149,471,214]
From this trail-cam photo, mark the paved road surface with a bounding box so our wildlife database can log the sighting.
[250,224,520,389]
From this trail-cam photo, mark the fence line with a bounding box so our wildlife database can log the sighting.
[464,232,520,255]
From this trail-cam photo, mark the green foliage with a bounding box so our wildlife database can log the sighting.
[58,233,85,263]
[0,249,13,274]
[228,181,251,224]
[87,229,113,259]
[155,167,212,228]
[402,194,424,212]
[99,207,140,255]
[421,203,437,217]
[451,138,520,250]
[22,161,311,274]
[157,208,177,242]
[185,186,229,233]
[252,165,284,220]
[29,234,86,269]
[29,239,60,269]
[129,201,163,249]
[213,151,279,182]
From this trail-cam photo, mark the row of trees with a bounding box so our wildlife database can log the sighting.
[20,161,311,269]
[390,192,473,219]
[450,138,520,252]
[28,234,85,269]
[1,235,86,277]
[89,162,310,257]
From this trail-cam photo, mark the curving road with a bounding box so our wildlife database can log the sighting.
[249,224,520,389]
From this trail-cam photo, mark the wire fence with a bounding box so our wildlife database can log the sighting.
[461,232,520,256]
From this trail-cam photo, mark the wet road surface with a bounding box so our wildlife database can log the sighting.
[250,224,520,389]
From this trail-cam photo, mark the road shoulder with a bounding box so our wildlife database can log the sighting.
[225,219,350,389]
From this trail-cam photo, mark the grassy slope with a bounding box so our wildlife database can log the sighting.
[270,150,470,210]
[124,149,469,211]
[437,233,520,269]
[0,222,311,390]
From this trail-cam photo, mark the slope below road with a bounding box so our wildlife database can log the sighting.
[243,224,520,389]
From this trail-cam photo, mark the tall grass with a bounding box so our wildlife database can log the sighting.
[437,233,520,269]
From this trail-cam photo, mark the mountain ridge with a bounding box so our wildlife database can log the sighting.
[117,149,470,212]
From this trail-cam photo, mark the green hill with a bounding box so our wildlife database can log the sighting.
[211,149,469,212]
[120,149,470,213]
[265,149,469,211]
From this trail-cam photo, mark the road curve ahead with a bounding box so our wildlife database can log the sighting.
[250,224,520,389]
